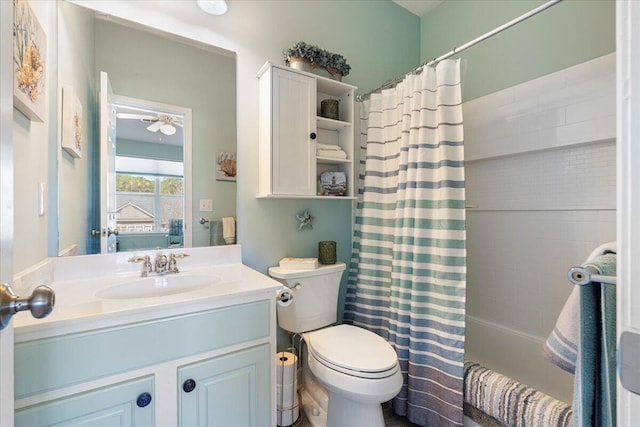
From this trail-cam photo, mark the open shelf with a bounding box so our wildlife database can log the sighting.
[316,156,353,165]
[317,117,352,131]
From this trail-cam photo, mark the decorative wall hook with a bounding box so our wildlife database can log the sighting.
[296,210,313,231]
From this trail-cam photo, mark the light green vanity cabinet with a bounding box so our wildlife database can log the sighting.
[15,376,155,427]
[15,299,274,426]
[179,344,270,426]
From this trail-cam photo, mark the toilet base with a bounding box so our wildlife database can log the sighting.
[300,387,327,427]
[326,391,385,427]
[300,369,385,427]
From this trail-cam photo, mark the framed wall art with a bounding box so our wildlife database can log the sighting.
[61,86,83,158]
[216,151,237,181]
[14,0,46,122]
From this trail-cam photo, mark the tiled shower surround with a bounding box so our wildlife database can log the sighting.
[462,53,616,403]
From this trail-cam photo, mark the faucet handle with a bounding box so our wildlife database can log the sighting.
[170,253,190,259]
[167,253,189,274]
[129,255,153,277]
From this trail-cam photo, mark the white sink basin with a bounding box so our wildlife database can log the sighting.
[95,274,220,299]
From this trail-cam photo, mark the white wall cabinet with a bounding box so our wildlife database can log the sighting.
[257,62,357,199]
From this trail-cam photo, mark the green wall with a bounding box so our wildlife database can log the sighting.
[420,0,615,101]
[57,2,97,258]
[226,1,420,326]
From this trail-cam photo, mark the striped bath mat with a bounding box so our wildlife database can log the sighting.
[464,361,572,427]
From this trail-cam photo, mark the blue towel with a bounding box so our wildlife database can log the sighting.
[572,253,616,427]
[543,242,616,374]
[543,288,580,374]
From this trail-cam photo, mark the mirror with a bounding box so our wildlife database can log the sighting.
[56,1,237,255]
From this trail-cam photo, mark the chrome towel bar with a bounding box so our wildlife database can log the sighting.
[567,266,617,286]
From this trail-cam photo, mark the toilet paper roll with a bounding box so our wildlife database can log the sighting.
[276,289,293,307]
[276,405,299,427]
[276,384,299,408]
[276,351,297,385]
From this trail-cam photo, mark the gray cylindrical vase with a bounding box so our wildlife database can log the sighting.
[320,99,339,120]
[318,241,337,265]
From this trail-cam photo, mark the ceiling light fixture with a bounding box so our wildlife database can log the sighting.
[197,0,228,15]
[160,124,177,136]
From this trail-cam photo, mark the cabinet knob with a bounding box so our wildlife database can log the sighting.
[310,132,317,140]
[136,392,152,408]
[183,378,197,393]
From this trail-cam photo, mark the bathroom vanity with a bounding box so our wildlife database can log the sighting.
[12,246,280,426]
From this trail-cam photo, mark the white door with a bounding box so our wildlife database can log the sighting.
[99,72,117,253]
[0,1,15,424]
[617,0,640,423]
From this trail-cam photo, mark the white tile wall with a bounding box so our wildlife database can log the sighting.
[464,53,615,161]
[463,54,616,403]
[465,140,616,211]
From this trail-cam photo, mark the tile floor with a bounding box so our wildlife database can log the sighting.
[292,402,420,427]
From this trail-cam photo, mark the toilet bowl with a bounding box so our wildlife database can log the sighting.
[269,263,403,427]
[305,324,403,426]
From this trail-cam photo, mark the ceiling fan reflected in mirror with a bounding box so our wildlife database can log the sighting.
[116,112,184,136]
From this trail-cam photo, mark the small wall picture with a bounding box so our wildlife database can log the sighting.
[61,86,83,158]
[13,0,47,122]
[319,171,347,196]
[216,151,237,181]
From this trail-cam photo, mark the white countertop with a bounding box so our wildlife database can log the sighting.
[13,246,281,341]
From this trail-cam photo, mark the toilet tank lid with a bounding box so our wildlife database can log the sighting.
[268,262,346,279]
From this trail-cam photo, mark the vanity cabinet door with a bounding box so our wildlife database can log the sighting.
[15,376,155,427]
[179,344,270,426]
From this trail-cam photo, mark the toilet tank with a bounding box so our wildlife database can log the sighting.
[269,262,346,333]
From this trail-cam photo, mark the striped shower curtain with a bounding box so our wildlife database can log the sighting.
[344,59,466,426]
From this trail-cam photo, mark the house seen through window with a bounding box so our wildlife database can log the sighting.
[115,157,184,235]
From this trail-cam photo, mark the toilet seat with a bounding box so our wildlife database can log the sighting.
[307,325,399,379]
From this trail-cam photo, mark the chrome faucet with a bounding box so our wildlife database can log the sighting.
[155,253,169,274]
[128,253,190,277]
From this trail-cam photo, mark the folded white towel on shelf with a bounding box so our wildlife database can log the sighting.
[317,149,347,159]
[222,217,235,244]
[316,143,342,151]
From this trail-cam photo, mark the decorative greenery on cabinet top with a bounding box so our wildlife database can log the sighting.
[283,41,351,77]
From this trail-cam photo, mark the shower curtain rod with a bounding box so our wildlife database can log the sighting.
[356,0,563,102]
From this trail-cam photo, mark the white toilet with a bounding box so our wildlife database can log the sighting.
[269,262,403,427]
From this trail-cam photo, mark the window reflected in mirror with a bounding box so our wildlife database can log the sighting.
[113,100,189,252]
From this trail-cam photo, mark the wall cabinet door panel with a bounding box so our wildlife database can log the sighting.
[271,68,317,196]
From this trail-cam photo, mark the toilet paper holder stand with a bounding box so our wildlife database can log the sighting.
[276,347,300,426]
